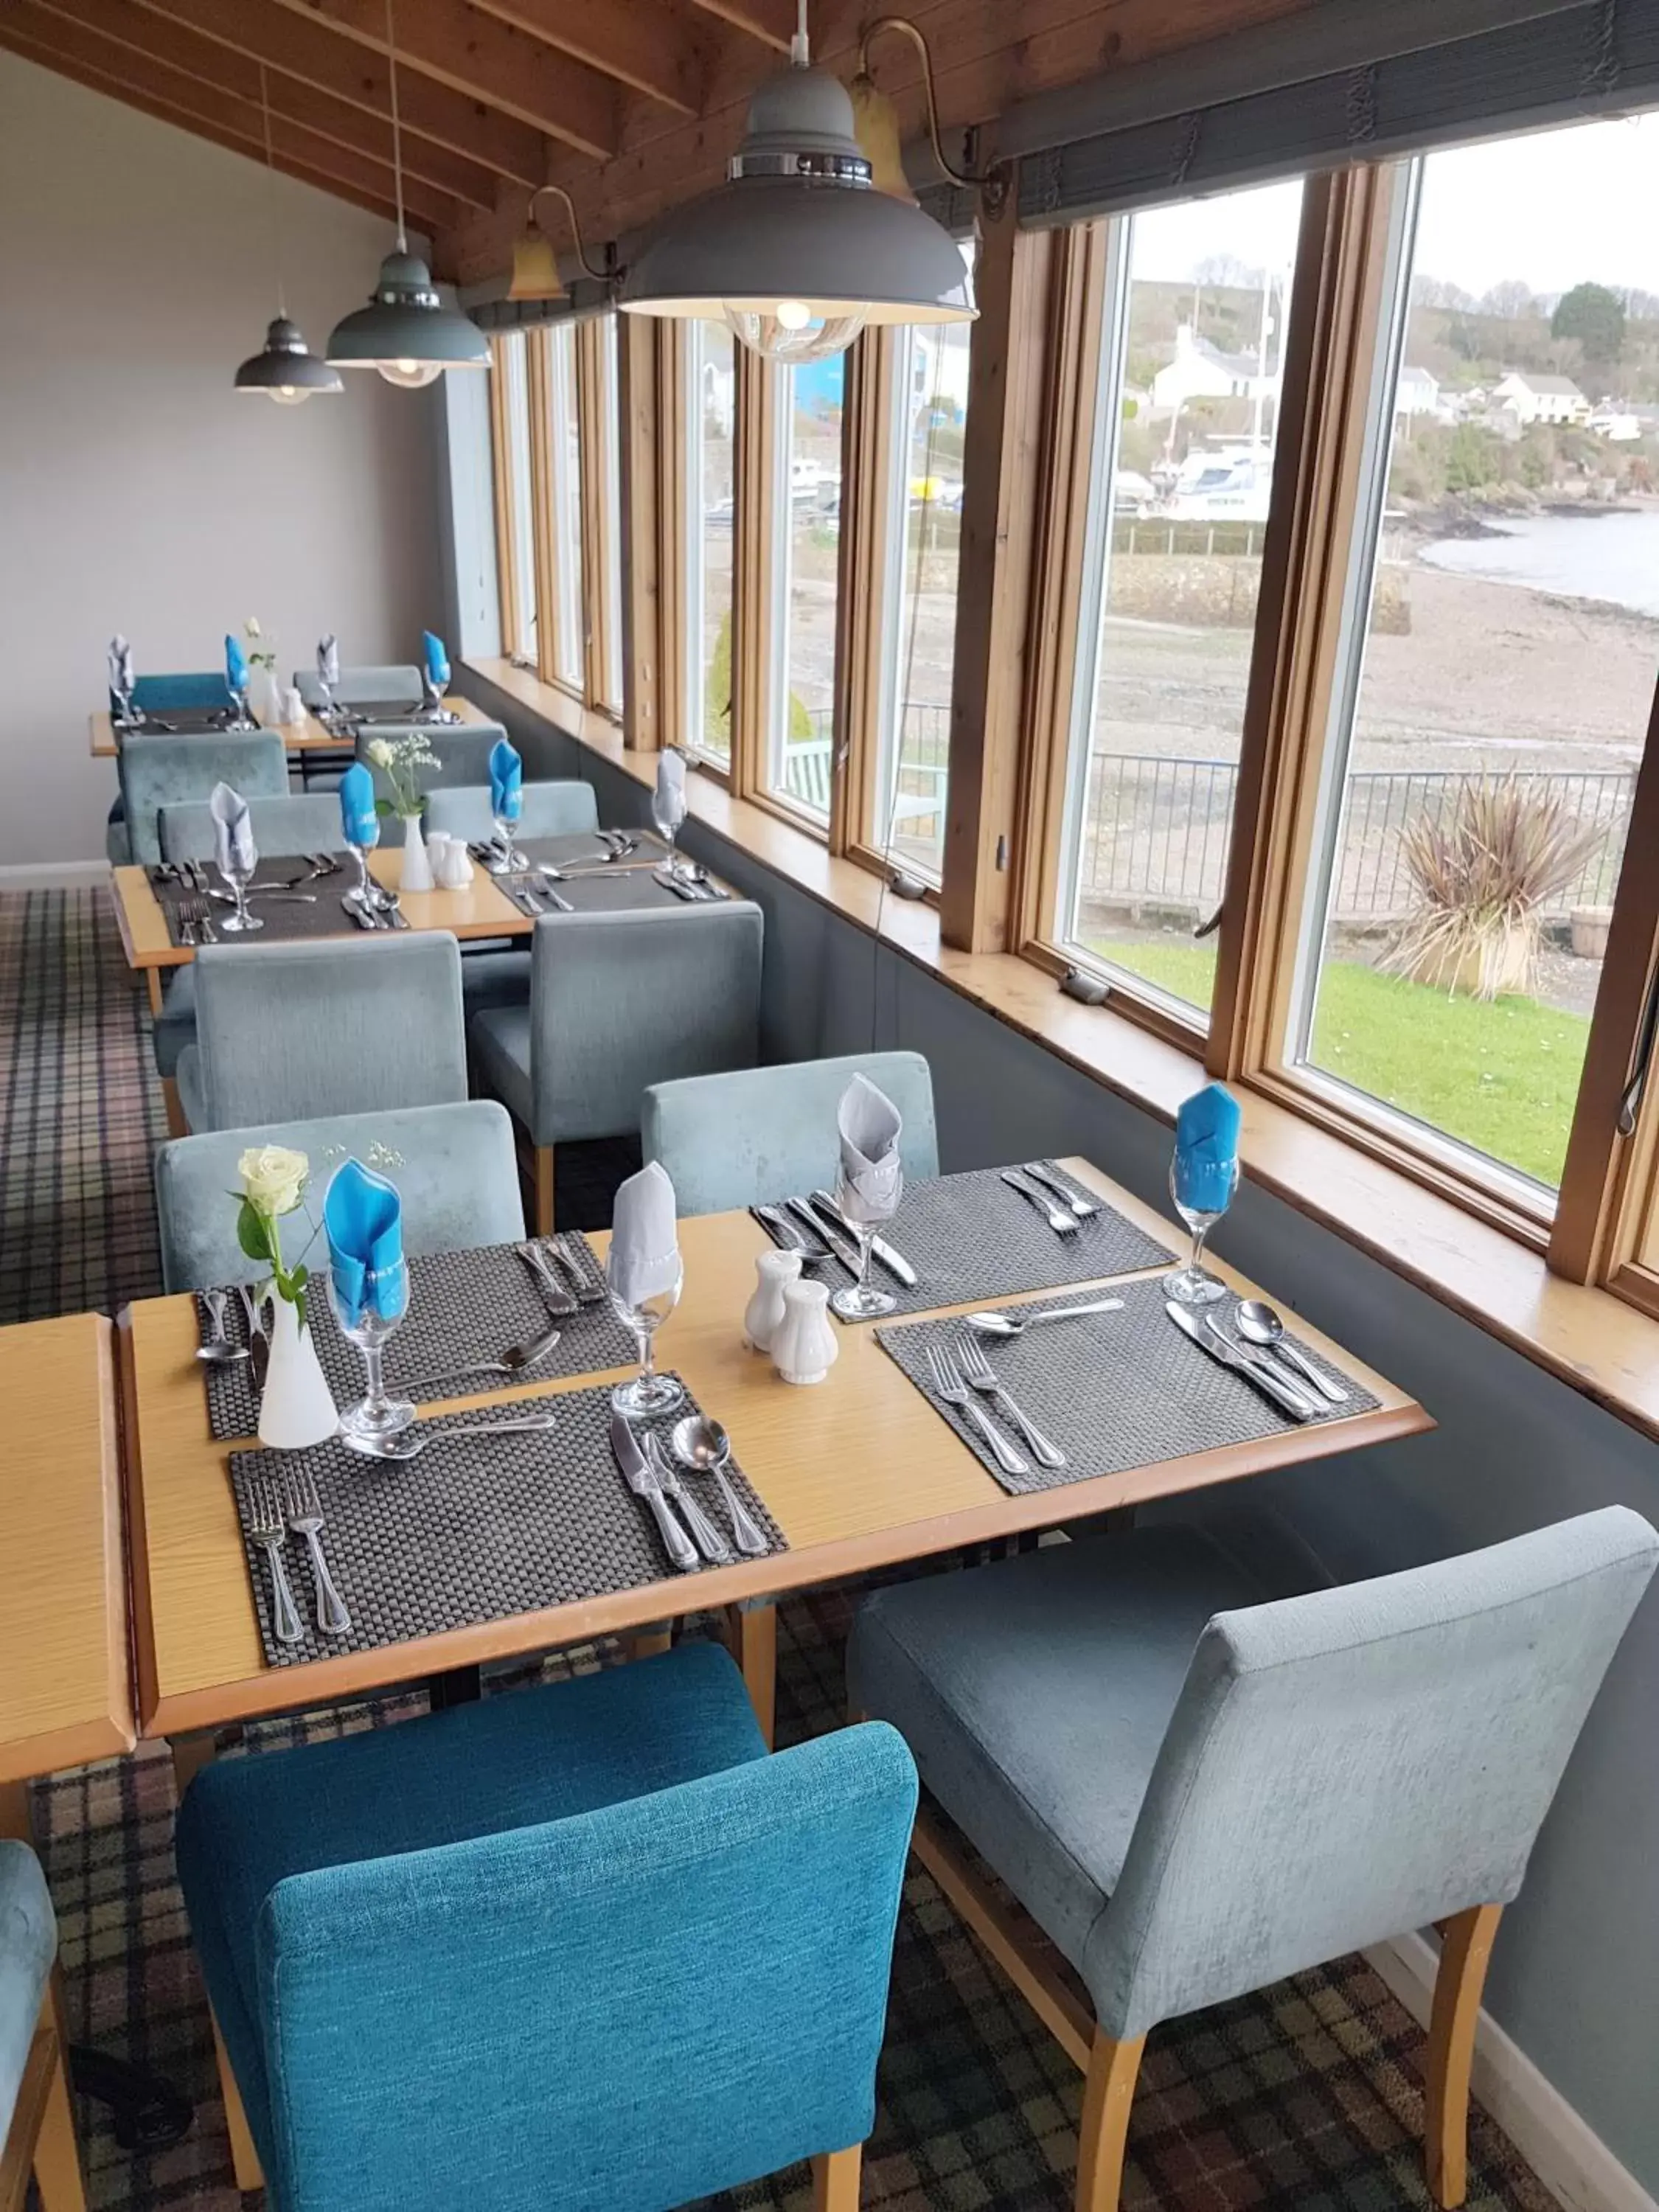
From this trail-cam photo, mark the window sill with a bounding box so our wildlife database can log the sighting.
[467,655,1659,1450]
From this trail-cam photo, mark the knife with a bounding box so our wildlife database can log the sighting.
[1164,1298,1315,1422]
[810,1189,917,1287]
[239,1284,271,1394]
[786,1195,860,1276]
[609,1410,699,1572]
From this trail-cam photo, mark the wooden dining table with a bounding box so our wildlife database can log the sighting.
[88,692,497,759]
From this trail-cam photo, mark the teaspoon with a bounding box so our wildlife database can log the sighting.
[395,1321,563,1399]
[195,1286,250,1366]
[671,1413,771,1558]
[1234,1300,1347,1403]
[963,1296,1124,1338]
[341,1413,559,1461]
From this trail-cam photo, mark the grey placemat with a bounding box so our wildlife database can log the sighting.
[476,832,726,914]
[147,855,358,947]
[228,1375,787,1669]
[759,1164,1175,1322]
[197,1236,635,1440]
[876,1277,1378,1497]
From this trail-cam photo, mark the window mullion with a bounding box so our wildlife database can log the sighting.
[617,314,664,753]
[731,348,776,806]
[486,333,521,661]
[525,327,560,692]
[832,330,899,863]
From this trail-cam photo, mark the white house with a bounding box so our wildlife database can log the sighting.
[1494,372,1590,426]
[1394,365,1441,419]
[1152,322,1278,411]
[1588,406,1643,442]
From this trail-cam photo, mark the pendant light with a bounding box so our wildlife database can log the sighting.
[327,0,490,388]
[234,65,343,403]
[619,1,977,364]
[507,185,611,305]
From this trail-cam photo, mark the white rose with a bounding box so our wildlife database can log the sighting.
[246,616,262,638]
[365,737,395,768]
[239,1145,308,1217]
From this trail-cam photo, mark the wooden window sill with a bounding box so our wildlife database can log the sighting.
[467,655,1659,1450]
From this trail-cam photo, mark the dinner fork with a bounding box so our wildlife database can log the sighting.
[1022,1161,1100,1219]
[283,1469,350,1635]
[1001,1167,1079,1237]
[925,1343,1029,1478]
[517,1242,579,1316]
[644,1433,734,1566]
[246,1476,304,1645]
[955,1332,1067,1469]
[175,892,217,945]
[549,1233,607,1304]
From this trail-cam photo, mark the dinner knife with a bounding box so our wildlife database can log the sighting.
[1164,1298,1315,1422]
[809,1189,917,1287]
[609,1410,699,1573]
[786,1195,860,1276]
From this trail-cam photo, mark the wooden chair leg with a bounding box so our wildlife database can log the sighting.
[811,2143,861,2211]
[534,1146,555,1235]
[1426,1903,1502,2210]
[145,970,164,1018]
[31,1981,87,2212]
[209,2003,265,2195]
[629,1627,674,1661]
[1075,2028,1145,2212]
[160,1076,187,1139]
[727,1601,776,1748]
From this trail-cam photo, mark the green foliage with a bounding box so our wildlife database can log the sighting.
[237,1198,273,1265]
[1552,281,1626,366]
[704,606,814,745]
[1444,422,1503,494]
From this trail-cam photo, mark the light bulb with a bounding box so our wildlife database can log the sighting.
[376,358,443,389]
[774,298,812,330]
[723,305,866,364]
[271,384,310,406]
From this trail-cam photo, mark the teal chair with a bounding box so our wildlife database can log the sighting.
[849,1509,1658,2212]
[0,1841,83,2208]
[470,903,764,1231]
[175,934,468,1135]
[643,1051,939,1217]
[155,1100,524,1292]
[425,781,600,843]
[175,1643,917,2212]
[294,664,422,709]
[117,731,289,868]
[112,672,231,714]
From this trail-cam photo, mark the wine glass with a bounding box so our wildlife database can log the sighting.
[490,807,526,875]
[216,841,264,934]
[651,782,688,878]
[329,1258,416,1440]
[607,1252,686,1418]
[1166,1151,1239,1306]
[829,1159,902,1321]
[344,839,380,910]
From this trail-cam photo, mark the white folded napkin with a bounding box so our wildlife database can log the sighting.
[608,1161,681,1308]
[209,781,257,880]
[837,1074,904,1225]
[108,635,133,698]
[318,635,340,687]
[655,747,688,831]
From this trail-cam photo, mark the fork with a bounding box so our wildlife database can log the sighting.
[955,1332,1067,1469]
[175,892,217,945]
[517,1242,579,1316]
[1001,1168,1079,1237]
[1023,1161,1099,1220]
[246,1475,304,1644]
[283,1469,351,1635]
[644,1433,734,1566]
[925,1343,1030,1478]
[549,1233,607,1304]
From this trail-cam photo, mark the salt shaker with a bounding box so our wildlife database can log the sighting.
[743,1248,801,1353]
[439,838,474,890]
[280,684,306,726]
[771,1277,839,1385]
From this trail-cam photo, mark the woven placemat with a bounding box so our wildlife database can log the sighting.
[758,1164,1175,1323]
[119,708,242,737]
[228,1375,786,1668]
[473,831,726,915]
[876,1276,1377,1498]
[147,855,359,947]
[197,1236,635,1440]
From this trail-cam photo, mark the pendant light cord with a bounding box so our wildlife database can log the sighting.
[790,0,809,67]
[385,0,408,251]
[259,63,287,318]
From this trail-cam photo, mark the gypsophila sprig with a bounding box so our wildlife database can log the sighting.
[369,732,439,821]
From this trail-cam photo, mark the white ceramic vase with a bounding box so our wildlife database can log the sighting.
[248,664,284,727]
[400,813,435,892]
[771,1278,838,1385]
[743,1248,801,1352]
[258,1294,338,1450]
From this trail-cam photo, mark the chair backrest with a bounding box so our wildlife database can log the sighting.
[190,934,468,1132]
[159,793,346,863]
[294,664,422,709]
[643,1051,939,1217]
[154,1100,524,1292]
[118,733,291,867]
[1085,1506,1659,2040]
[256,1722,917,2212]
[118,672,229,712]
[425,782,599,843]
[524,903,763,1145]
[355,726,509,844]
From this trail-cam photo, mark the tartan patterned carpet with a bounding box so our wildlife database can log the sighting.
[7,889,1557,2212]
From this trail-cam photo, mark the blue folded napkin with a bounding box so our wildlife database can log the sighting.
[324,1159,407,1329]
[1172,1082,1242,1217]
[489,737,523,824]
[423,630,451,689]
[339,762,380,849]
[225,633,248,697]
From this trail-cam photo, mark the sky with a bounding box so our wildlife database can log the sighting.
[1129,111,1659,302]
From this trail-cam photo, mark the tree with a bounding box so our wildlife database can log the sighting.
[1551,282,1627,367]
[1479,279,1537,322]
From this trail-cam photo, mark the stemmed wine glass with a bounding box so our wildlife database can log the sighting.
[1166,1151,1238,1306]
[490,808,526,875]
[651,780,688,879]
[608,1251,686,1417]
[216,838,264,934]
[330,1257,416,1441]
[829,1158,903,1321]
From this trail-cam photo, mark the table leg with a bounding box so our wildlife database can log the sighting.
[726,1602,776,1749]
[145,970,163,1018]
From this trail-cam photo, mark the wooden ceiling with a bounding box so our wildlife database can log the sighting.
[0,0,1316,287]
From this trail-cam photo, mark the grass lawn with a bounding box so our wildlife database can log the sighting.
[1085,937,1590,1188]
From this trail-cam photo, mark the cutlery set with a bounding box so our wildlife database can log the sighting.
[609,1408,771,1573]
[246,1469,349,1643]
[924,1338,1065,1478]
[1164,1298,1345,1422]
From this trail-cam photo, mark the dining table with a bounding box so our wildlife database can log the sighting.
[88,692,498,760]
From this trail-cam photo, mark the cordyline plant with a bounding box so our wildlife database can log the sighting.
[1385,776,1604,1002]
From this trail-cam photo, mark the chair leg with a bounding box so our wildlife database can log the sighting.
[31,1986,87,2212]
[1075,2029,1146,2212]
[811,2144,861,2211]
[160,1077,187,1140]
[628,1627,675,1661]
[727,1601,776,1748]
[145,970,164,1018]
[209,2004,264,2195]
[534,1146,555,1236]
[1425,1903,1502,2210]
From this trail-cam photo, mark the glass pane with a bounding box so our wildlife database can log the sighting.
[766,355,844,824]
[502,332,537,666]
[874,249,975,880]
[1293,116,1659,1197]
[546,323,584,692]
[1056,181,1306,1022]
[685,323,735,764]
[598,317,623,712]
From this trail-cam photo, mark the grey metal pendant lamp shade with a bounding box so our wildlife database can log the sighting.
[234,64,342,403]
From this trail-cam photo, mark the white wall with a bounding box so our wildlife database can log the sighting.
[0,52,445,871]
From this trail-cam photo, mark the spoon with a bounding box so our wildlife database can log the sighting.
[394,1321,563,1398]
[752,1203,835,1270]
[195,1287,250,1366]
[671,1413,770,1558]
[964,1296,1124,1337]
[1234,1300,1347,1404]
[341,1413,560,1461]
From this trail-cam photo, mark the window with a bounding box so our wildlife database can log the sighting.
[543,322,585,695]
[495,330,538,666]
[1046,182,1304,1027]
[684,322,736,765]
[763,355,845,827]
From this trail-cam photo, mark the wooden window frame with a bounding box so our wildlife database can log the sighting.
[487,330,533,667]
[577,315,623,721]
[616,312,664,755]
[528,324,588,707]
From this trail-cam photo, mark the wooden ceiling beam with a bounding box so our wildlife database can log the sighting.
[265,0,621,161]
[683,0,793,51]
[24,0,499,209]
[128,0,548,186]
[464,0,706,114]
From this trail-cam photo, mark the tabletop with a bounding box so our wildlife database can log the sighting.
[0,1314,135,1786]
[119,1159,1429,1740]
[89,694,496,759]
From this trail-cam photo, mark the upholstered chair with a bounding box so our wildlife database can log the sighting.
[643,1051,940,1217]
[154,1099,524,1292]
[118,731,289,868]
[116,672,233,713]
[174,935,467,1135]
[849,1508,1658,2212]
[293,664,422,709]
[175,1643,917,2212]
[425,781,600,844]
[470,903,764,1234]
[0,1841,83,2208]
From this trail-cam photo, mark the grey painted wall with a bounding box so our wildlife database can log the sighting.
[469,669,1659,2196]
[0,53,444,872]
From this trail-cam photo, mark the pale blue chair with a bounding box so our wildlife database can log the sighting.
[294,664,422,709]
[114,672,231,714]
[470,903,764,1231]
[849,1508,1658,2212]
[117,731,289,868]
[643,1051,939,1217]
[425,781,600,843]
[175,1643,917,2212]
[0,1841,82,2208]
[175,934,467,1135]
[155,1100,524,1292]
